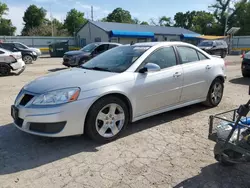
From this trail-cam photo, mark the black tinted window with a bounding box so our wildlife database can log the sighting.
[95,44,109,53]
[197,51,208,60]
[177,46,199,64]
[1,43,14,51]
[145,47,177,69]
[0,50,4,54]
[109,44,118,49]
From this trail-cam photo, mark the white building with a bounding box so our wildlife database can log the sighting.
[76,20,198,46]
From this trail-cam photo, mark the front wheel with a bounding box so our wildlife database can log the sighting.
[23,55,33,64]
[203,78,224,107]
[85,96,129,143]
[221,50,226,58]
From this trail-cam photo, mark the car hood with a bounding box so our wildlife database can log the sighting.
[20,48,33,53]
[64,51,89,56]
[23,68,129,94]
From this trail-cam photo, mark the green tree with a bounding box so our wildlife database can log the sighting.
[105,8,133,23]
[22,5,47,35]
[0,2,16,35]
[232,1,250,35]
[159,16,173,26]
[132,18,140,24]
[140,21,149,25]
[192,11,217,35]
[210,0,247,35]
[64,9,86,36]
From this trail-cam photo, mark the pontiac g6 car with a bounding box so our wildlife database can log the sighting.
[12,42,226,143]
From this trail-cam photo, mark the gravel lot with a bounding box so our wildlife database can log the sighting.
[0,56,250,188]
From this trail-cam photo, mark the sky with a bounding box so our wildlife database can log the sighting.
[2,0,214,35]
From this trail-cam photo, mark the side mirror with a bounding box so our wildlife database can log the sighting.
[139,63,161,73]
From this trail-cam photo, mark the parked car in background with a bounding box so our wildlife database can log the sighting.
[0,42,38,64]
[12,42,226,143]
[241,51,250,77]
[63,42,121,67]
[197,40,228,58]
[10,42,42,56]
[0,48,25,76]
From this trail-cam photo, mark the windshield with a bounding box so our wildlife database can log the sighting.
[198,41,214,47]
[15,43,28,49]
[80,43,98,52]
[81,46,150,73]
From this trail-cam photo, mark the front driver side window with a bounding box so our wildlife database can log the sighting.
[144,47,177,69]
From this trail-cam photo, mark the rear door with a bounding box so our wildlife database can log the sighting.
[176,46,211,102]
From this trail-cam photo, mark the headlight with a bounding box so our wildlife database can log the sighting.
[32,51,37,55]
[32,88,80,105]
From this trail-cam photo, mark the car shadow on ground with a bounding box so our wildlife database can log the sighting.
[0,104,208,175]
[230,77,250,86]
[48,68,68,72]
[174,163,250,188]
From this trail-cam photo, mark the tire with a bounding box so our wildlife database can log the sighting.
[23,55,33,64]
[85,96,129,143]
[203,78,224,107]
[0,63,11,76]
[214,144,235,166]
[242,71,249,77]
[221,50,226,58]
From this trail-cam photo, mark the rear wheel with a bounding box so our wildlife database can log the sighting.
[85,96,129,143]
[23,55,33,64]
[203,78,224,107]
[0,64,11,76]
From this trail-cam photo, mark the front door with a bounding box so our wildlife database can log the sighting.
[176,46,211,102]
[133,46,183,117]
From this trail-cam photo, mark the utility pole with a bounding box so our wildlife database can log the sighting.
[224,6,230,36]
[50,5,54,36]
[91,6,94,21]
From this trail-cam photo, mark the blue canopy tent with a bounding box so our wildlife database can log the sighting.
[110,30,155,38]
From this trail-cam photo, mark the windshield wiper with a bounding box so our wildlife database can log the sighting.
[81,66,111,72]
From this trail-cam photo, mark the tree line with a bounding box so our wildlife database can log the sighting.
[0,0,250,36]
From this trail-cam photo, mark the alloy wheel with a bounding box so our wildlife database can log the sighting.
[23,56,33,64]
[211,82,223,104]
[95,103,125,138]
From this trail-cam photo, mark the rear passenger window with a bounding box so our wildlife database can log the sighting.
[197,51,208,60]
[144,46,177,69]
[177,46,199,64]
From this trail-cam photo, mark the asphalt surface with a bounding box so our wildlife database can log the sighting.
[0,56,250,188]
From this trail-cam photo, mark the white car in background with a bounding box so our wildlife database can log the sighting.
[0,48,25,76]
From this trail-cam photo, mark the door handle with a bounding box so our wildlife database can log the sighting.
[206,65,212,70]
[173,72,182,77]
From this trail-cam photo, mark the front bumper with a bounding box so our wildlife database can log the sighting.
[10,59,25,70]
[12,93,97,137]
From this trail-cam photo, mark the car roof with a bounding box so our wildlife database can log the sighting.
[131,41,193,47]
[93,42,122,46]
[0,47,11,53]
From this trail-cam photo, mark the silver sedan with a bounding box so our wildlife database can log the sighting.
[11,42,226,142]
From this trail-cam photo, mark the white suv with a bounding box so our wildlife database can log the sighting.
[0,48,25,76]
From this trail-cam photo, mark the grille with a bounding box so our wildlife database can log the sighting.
[15,117,24,128]
[29,122,66,134]
[19,94,34,106]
